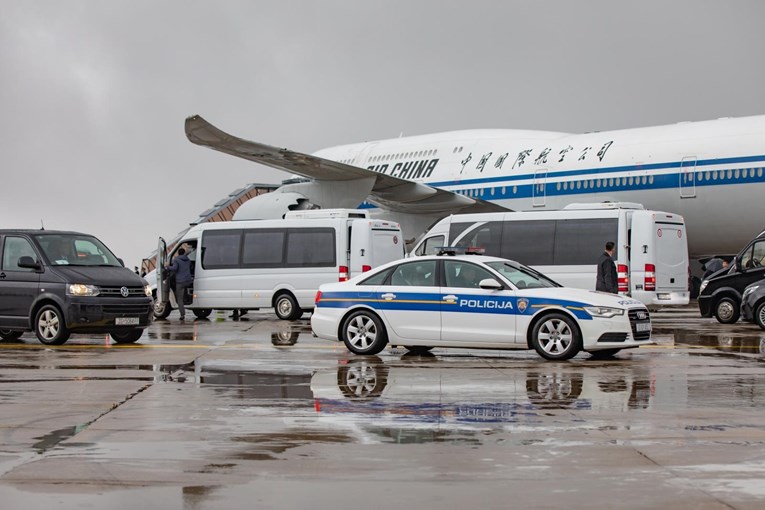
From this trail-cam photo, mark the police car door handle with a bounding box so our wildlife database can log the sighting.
[443,294,458,302]
[381,293,396,300]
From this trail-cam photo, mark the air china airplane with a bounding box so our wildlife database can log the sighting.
[185,114,765,259]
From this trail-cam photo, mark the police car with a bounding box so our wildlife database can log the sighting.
[311,253,653,360]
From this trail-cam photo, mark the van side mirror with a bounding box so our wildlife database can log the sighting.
[479,278,503,290]
[18,256,41,271]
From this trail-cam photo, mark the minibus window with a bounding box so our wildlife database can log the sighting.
[201,231,242,269]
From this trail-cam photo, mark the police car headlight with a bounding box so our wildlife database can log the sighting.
[584,306,624,318]
[699,280,709,294]
[743,285,759,298]
[144,284,152,297]
[67,284,100,296]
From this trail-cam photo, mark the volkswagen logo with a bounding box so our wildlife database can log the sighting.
[120,286,129,298]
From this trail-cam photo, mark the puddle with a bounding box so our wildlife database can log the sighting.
[667,330,765,355]
[32,425,89,454]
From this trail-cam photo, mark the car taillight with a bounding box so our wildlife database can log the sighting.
[339,266,349,282]
[617,264,629,293]
[644,263,656,291]
[362,265,372,272]
[314,291,322,304]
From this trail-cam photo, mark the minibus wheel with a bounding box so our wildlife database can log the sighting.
[755,302,765,330]
[192,309,212,320]
[714,297,740,324]
[274,292,302,321]
[0,329,23,341]
[153,300,172,320]
[34,304,70,345]
[110,329,144,344]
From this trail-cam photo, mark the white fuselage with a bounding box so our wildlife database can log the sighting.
[313,115,765,258]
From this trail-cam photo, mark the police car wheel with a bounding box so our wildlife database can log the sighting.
[530,313,581,360]
[714,297,740,324]
[755,302,765,331]
[404,346,434,354]
[341,310,388,355]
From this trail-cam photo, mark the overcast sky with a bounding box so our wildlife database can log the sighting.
[2,1,764,268]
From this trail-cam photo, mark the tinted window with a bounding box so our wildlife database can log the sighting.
[443,261,495,289]
[553,218,618,265]
[243,230,284,266]
[286,229,335,267]
[454,221,502,255]
[415,235,445,256]
[501,220,556,264]
[359,267,392,286]
[35,234,121,266]
[389,260,437,287]
[2,236,37,272]
[201,231,241,269]
[741,240,765,269]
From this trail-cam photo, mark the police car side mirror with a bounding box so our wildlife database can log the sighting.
[479,278,503,290]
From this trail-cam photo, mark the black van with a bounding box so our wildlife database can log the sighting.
[0,230,153,344]
[698,230,765,323]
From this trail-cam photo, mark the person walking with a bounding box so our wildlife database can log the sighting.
[596,241,618,294]
[167,248,194,320]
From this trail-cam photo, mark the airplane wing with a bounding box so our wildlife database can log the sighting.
[185,115,509,214]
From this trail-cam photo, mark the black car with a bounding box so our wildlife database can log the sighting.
[698,230,765,323]
[741,279,765,330]
[0,230,153,345]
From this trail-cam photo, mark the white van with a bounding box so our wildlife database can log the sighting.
[411,202,690,307]
[153,210,405,320]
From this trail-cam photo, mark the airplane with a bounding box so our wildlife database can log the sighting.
[185,114,765,260]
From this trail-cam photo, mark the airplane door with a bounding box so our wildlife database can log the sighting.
[680,157,697,198]
[533,169,547,207]
[156,237,168,303]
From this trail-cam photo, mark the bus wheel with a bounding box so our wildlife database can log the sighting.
[531,313,581,360]
[714,297,740,324]
[274,293,302,321]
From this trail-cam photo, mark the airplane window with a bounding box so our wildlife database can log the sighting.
[621,177,627,186]
[556,182,561,191]
[735,169,741,179]
[758,168,763,177]
[491,187,495,196]
[642,176,647,184]
[727,169,733,179]
[502,186,506,194]
[459,146,463,152]
[512,186,517,194]
[434,150,438,155]
[589,179,594,188]
[583,180,589,189]
[576,181,581,189]
[649,176,654,184]
[628,177,633,186]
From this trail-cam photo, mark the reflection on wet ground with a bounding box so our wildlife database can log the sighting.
[3,307,765,507]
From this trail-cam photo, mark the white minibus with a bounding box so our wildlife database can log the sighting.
[411,202,690,307]
[153,210,405,320]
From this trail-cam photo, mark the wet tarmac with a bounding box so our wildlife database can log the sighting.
[1,306,764,508]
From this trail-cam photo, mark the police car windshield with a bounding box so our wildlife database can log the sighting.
[35,234,122,267]
[486,261,560,289]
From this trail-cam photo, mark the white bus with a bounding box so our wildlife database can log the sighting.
[153,210,405,320]
[411,202,689,307]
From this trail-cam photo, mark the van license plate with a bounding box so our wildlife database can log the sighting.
[636,322,651,332]
[116,317,139,326]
